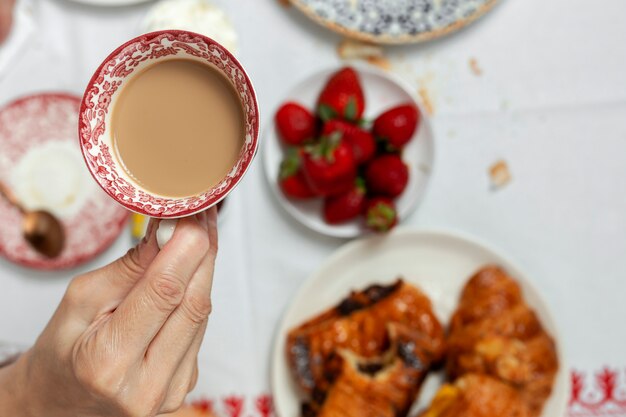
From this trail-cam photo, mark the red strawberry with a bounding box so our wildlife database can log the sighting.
[323,178,366,224]
[373,104,420,149]
[279,148,316,198]
[365,197,398,232]
[275,102,316,145]
[322,120,376,164]
[302,133,356,196]
[317,67,365,122]
[365,154,409,197]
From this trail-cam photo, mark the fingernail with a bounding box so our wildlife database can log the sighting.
[157,219,177,249]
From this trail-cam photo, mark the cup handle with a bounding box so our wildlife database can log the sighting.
[156,219,178,249]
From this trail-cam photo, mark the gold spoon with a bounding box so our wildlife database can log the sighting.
[0,181,65,258]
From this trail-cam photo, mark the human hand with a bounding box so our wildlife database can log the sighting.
[0,0,16,44]
[0,208,218,417]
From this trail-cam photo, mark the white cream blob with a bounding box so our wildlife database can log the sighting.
[143,0,239,55]
[11,141,96,219]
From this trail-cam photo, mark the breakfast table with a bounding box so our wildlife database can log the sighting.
[1,0,625,416]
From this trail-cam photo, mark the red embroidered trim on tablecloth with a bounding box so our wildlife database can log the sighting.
[569,367,626,417]
[188,368,626,417]
[190,394,273,417]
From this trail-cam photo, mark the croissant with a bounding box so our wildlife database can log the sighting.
[445,266,558,416]
[419,373,531,417]
[287,280,445,396]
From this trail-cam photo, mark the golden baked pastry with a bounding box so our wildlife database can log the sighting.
[419,373,531,417]
[305,323,440,417]
[446,266,558,416]
[287,280,445,396]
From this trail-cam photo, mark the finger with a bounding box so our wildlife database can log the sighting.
[207,206,218,257]
[63,219,160,321]
[145,208,217,373]
[189,363,199,392]
[0,0,15,44]
[103,214,210,357]
[158,322,206,414]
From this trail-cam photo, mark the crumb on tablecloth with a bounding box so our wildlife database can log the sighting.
[469,57,482,76]
[366,56,392,71]
[336,39,391,71]
[418,85,435,115]
[489,159,512,190]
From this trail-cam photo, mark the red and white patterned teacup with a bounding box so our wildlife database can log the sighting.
[78,30,259,220]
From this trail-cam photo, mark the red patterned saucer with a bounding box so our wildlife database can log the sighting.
[78,30,260,219]
[0,93,129,270]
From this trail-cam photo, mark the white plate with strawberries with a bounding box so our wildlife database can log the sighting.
[263,65,434,238]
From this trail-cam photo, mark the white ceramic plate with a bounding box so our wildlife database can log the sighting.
[271,228,569,417]
[289,0,500,45]
[0,93,129,270]
[263,65,434,238]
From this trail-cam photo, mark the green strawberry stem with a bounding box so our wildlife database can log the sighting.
[344,97,358,121]
[308,131,342,162]
[367,202,395,231]
[318,104,337,122]
[355,177,367,194]
[279,147,301,179]
[358,118,372,129]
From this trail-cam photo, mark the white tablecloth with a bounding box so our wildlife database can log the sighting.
[1,0,625,416]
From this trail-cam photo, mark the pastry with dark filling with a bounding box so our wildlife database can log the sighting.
[287,280,445,416]
[304,323,442,417]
